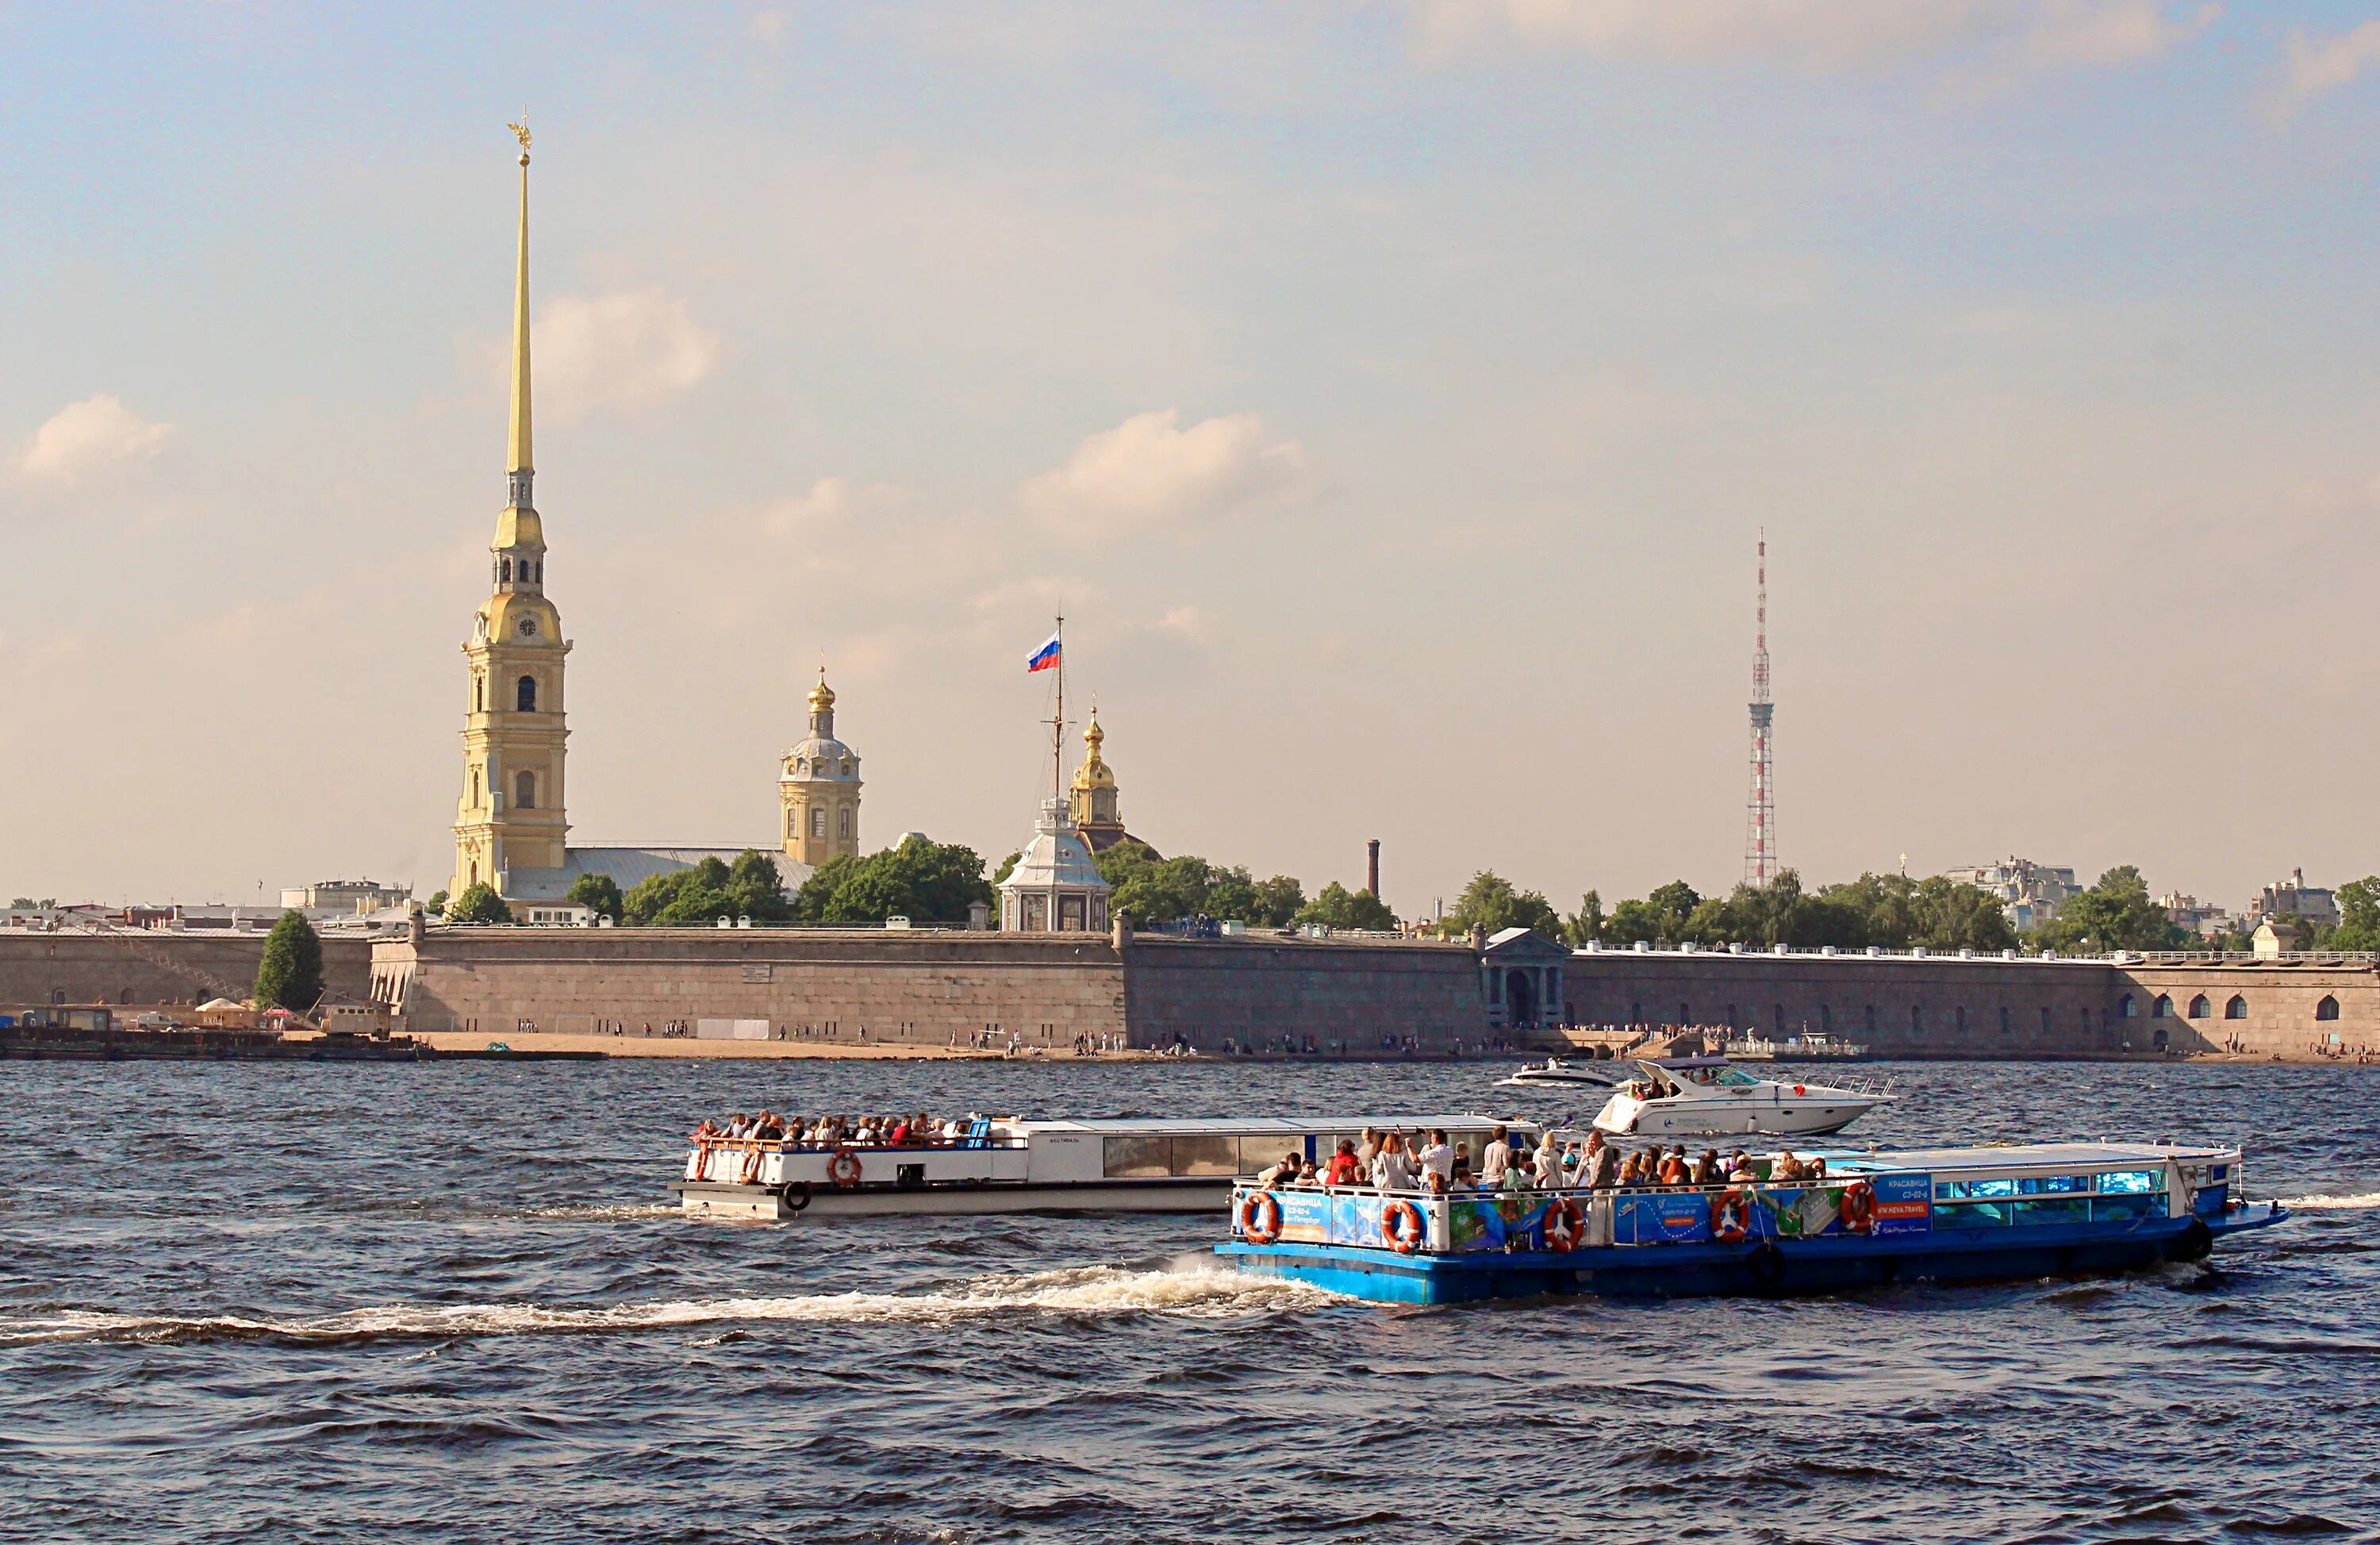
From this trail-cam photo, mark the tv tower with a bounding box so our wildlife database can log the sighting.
[1745,530,1777,886]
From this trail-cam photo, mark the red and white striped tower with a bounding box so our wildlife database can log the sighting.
[1745,531,1777,886]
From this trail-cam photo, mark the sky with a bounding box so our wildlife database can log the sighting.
[6,1,2380,917]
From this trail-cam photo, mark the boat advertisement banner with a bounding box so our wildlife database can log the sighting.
[1446,1196,1553,1253]
[1277,1189,1333,1244]
[1869,1172,1933,1238]
[1622,1194,1710,1243]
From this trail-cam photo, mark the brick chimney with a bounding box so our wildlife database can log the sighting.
[1366,839,1380,897]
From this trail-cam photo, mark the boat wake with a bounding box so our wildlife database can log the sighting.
[0,1264,1342,1348]
[2278,1191,2380,1211]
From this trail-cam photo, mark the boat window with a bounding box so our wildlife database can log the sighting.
[1238,1135,1300,1173]
[2093,1192,2167,1222]
[2015,1174,2089,1194]
[2010,1198,2091,1227]
[1104,1136,1173,1178]
[2095,1170,2159,1193]
[1716,1068,1763,1086]
[1173,1134,1240,1176]
[1936,1201,2012,1227]
[1967,1177,2018,1198]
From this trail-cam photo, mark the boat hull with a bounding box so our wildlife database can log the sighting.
[1603,1098,1880,1138]
[1219,1202,2286,1304]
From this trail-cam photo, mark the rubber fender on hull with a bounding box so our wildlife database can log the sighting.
[779,1181,813,1214]
[1745,1241,1787,1292]
[2167,1217,2213,1263]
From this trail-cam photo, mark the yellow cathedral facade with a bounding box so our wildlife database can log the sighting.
[448,130,862,905]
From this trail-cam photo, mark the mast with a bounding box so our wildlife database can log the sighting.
[1049,615,1065,801]
[1745,530,1777,886]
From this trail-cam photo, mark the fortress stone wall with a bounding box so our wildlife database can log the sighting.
[364,928,2380,1059]
[0,932,376,1010]
[1560,948,2379,1060]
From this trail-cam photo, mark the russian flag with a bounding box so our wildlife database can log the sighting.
[1026,631,1062,673]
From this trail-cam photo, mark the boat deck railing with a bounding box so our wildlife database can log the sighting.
[687,1132,1030,1156]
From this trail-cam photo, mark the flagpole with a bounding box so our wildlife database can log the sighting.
[1051,614,1065,801]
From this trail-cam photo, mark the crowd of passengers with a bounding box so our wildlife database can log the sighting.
[1253,1124,1831,1195]
[689,1111,979,1146]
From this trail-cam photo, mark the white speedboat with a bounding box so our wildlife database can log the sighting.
[674,1113,1542,1220]
[1591,1057,1888,1139]
[1498,1056,1625,1090]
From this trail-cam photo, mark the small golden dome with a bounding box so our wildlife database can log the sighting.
[1071,710,1115,791]
[808,669,835,711]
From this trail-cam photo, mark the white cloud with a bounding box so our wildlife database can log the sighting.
[16,395,177,483]
[759,476,912,537]
[2271,21,2380,118]
[535,289,722,424]
[1407,0,2213,79]
[1017,409,1311,534]
[747,8,788,46]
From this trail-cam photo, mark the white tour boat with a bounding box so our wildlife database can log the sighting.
[674,1113,1543,1220]
[1590,1056,1889,1138]
[1498,1056,1626,1090]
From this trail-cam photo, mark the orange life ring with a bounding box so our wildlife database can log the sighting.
[738,1142,767,1186]
[1542,1196,1586,1252]
[1793,1085,1806,1097]
[1710,1187,1752,1243]
[1381,1198,1426,1254]
[827,1147,865,1189]
[1838,1179,1876,1233]
[1238,1190,1284,1244]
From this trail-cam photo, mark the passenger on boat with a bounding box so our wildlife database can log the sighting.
[1692,1149,1722,1186]
[1372,1132,1419,1192]
[1323,1140,1364,1187]
[1418,1130,1456,1189]
[1584,1132,1619,1189]
[1772,1151,1808,1182]
[1480,1126,1513,1186]
[1452,1143,1475,1186]
[1657,1148,1689,1187]
[1726,1151,1760,1183]
[1532,1132,1564,1189]
[1259,1150,1304,1186]
[1357,1127,1380,1169]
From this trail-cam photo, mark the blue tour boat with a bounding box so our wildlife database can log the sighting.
[1215,1141,2286,1303]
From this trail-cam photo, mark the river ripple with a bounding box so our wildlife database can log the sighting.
[1,1058,2374,1544]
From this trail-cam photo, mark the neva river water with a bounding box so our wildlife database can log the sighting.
[2,1057,2374,1544]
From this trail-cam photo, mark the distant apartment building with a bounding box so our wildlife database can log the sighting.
[2246,868,2337,932]
[279,879,413,914]
[2157,893,2236,940]
[1940,857,2082,932]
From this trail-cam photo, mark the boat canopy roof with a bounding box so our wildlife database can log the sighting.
[1009,1114,1536,1136]
[1813,1141,2232,1175]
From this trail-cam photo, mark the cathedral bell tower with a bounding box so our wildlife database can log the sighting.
[780,670,862,870]
[1069,708,1128,852]
[452,125,570,898]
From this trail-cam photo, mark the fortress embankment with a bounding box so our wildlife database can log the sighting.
[5,927,2370,1062]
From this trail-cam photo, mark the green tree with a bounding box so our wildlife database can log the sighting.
[2325,877,2380,950]
[254,909,326,1012]
[622,851,793,926]
[1815,874,1918,948]
[1445,871,1560,939]
[1910,875,2018,952]
[1296,881,1398,931]
[424,889,449,917]
[793,837,994,924]
[1561,890,1605,947]
[2034,866,2182,953]
[446,882,512,924]
[992,851,1021,886]
[1248,875,1306,927]
[566,872,624,923]
[1603,897,1667,946]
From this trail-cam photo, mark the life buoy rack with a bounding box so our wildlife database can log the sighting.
[1710,1188,1752,1243]
[1380,1198,1426,1254]
[827,1147,865,1189]
[1239,1190,1284,1244]
[1837,1179,1876,1234]
[1542,1196,1586,1252]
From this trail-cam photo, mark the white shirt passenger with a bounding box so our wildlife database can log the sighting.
[1480,1137,1511,1186]
[1372,1148,1418,1192]
[1418,1142,1455,1186]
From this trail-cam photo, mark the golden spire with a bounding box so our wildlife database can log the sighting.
[505,117,534,502]
[1073,705,1114,790]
